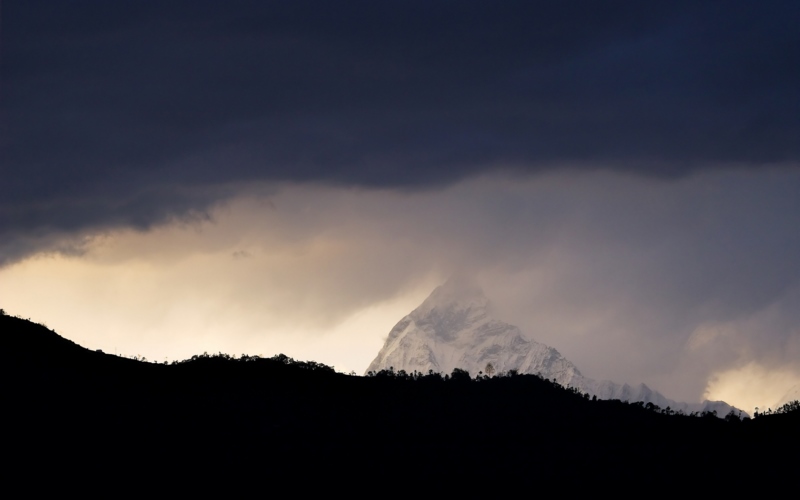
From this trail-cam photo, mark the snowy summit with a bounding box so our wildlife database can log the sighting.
[367,277,742,416]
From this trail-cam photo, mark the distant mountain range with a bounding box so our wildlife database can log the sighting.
[367,278,743,416]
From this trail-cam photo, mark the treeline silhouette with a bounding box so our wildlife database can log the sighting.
[2,312,797,490]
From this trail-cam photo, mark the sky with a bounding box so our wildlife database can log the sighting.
[1,1,799,414]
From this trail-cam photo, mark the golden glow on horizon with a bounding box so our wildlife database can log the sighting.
[0,191,443,372]
[0,250,437,373]
[704,362,800,415]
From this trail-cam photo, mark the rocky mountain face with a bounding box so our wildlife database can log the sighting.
[367,278,742,416]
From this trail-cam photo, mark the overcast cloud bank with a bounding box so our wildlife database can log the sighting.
[3,1,799,264]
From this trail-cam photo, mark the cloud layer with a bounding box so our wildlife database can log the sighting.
[3,1,799,263]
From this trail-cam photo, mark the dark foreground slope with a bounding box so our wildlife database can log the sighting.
[3,314,797,490]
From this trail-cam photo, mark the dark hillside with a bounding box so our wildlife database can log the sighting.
[2,314,796,490]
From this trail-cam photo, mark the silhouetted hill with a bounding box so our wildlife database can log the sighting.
[2,314,796,491]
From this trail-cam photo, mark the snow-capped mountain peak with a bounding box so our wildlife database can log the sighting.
[367,279,743,417]
[368,278,584,384]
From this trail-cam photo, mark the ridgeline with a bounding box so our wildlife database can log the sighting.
[3,313,797,490]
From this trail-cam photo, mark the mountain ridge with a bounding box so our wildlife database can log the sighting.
[2,309,796,490]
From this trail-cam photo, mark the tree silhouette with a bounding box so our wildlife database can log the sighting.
[451,368,471,382]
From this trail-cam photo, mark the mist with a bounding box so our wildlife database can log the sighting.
[2,169,798,413]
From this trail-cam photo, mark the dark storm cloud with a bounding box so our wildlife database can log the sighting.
[2,1,799,262]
